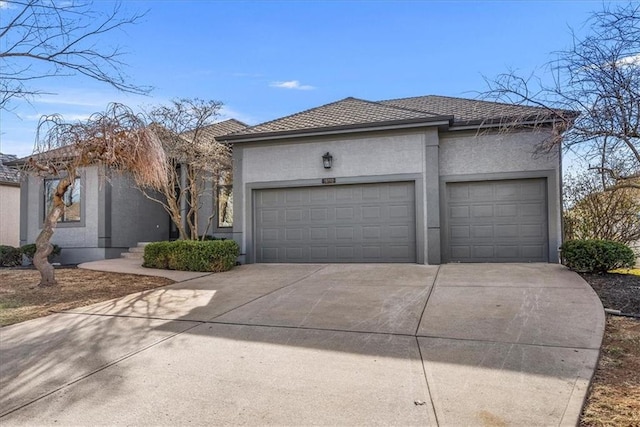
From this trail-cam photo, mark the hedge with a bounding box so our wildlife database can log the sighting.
[21,243,62,263]
[143,240,239,272]
[560,239,635,273]
[0,245,22,267]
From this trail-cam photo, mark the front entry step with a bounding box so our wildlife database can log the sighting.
[120,242,151,260]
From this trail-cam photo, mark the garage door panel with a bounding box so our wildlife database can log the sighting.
[255,182,416,263]
[450,206,470,219]
[451,245,471,259]
[522,245,545,258]
[496,204,518,217]
[310,208,328,221]
[495,245,519,258]
[446,179,548,263]
[472,225,494,238]
[473,245,495,258]
[310,247,329,259]
[472,205,494,218]
[521,202,545,217]
[363,246,382,259]
[310,227,328,240]
[495,183,519,199]
[450,225,470,239]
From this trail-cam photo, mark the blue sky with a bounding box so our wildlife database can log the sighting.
[0,0,610,158]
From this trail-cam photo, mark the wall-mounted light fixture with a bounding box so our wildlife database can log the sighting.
[322,152,333,169]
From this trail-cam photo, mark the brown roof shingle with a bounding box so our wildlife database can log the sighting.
[0,153,20,185]
[229,97,448,137]
[181,118,248,141]
[224,94,564,141]
[378,95,553,124]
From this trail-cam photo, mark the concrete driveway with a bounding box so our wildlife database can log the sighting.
[0,262,604,426]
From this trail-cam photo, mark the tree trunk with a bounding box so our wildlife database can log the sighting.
[35,176,72,287]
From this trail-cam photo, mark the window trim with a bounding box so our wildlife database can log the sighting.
[40,172,86,228]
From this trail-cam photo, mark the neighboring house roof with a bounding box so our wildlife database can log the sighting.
[7,144,80,167]
[181,118,248,142]
[0,153,20,185]
[222,94,569,142]
[9,119,249,166]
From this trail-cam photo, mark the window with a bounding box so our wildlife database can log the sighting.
[217,185,233,228]
[44,177,81,222]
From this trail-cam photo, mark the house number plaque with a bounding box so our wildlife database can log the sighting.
[322,178,336,184]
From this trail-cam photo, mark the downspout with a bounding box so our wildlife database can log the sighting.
[180,162,188,237]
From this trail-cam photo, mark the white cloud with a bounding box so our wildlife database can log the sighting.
[269,80,315,90]
[615,54,640,67]
[0,1,14,9]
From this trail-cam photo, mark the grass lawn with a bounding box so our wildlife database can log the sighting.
[0,267,174,326]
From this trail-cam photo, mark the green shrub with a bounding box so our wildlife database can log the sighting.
[0,245,22,267]
[20,243,62,263]
[560,239,635,273]
[198,235,227,241]
[143,240,239,272]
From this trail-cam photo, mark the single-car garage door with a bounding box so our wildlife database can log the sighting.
[255,182,416,263]
[444,178,548,262]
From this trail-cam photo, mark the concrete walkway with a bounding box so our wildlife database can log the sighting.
[0,260,604,426]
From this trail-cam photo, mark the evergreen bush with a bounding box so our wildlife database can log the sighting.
[560,239,635,273]
[143,240,239,272]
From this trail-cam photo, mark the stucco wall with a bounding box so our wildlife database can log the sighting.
[109,174,170,249]
[242,131,427,183]
[439,129,559,176]
[0,184,20,246]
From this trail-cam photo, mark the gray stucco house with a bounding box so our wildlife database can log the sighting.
[221,95,564,265]
[15,119,246,265]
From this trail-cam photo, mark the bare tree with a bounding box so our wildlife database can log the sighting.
[484,3,640,189]
[0,0,149,110]
[23,103,167,287]
[564,170,640,244]
[144,98,232,240]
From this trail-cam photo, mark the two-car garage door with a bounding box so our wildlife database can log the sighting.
[254,182,416,263]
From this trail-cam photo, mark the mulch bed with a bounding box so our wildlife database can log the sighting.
[580,273,640,316]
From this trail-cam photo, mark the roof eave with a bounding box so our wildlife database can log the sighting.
[221,116,453,144]
[448,116,567,131]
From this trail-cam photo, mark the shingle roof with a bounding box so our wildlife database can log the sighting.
[378,95,553,124]
[10,119,249,166]
[224,94,563,141]
[0,153,20,185]
[9,145,79,166]
[181,118,248,141]
[228,97,449,137]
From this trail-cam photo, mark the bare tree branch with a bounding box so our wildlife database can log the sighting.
[0,0,150,110]
[144,98,230,240]
[483,3,640,190]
